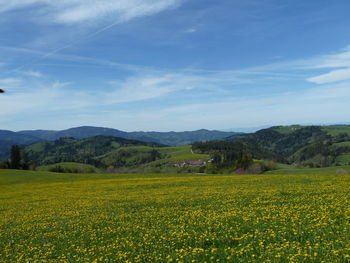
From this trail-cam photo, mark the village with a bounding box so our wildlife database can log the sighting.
[171,159,213,168]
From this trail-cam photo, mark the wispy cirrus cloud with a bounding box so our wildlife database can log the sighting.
[2,43,350,131]
[307,67,350,84]
[21,70,44,78]
[23,80,348,132]
[301,46,350,84]
[0,0,184,25]
[0,78,21,86]
[302,46,350,69]
[0,68,253,121]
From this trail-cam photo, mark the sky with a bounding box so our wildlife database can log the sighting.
[1,0,350,132]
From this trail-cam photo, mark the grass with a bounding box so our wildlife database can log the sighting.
[27,145,208,174]
[143,145,210,168]
[272,125,350,136]
[322,125,350,136]
[1,170,350,262]
[157,145,209,161]
[275,163,293,169]
[335,154,350,166]
[331,141,350,148]
[272,125,305,134]
[158,145,209,160]
[265,165,350,175]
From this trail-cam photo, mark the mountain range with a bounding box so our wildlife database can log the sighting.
[0,126,241,158]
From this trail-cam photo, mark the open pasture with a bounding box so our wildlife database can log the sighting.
[0,170,350,262]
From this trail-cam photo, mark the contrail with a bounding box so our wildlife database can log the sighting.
[15,20,123,71]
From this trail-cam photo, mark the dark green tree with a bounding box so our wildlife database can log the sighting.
[10,145,21,169]
[238,152,253,170]
[21,150,29,170]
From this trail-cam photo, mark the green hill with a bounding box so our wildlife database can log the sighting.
[0,127,240,159]
[195,125,350,172]
[24,138,210,174]
[4,124,350,174]
[25,136,164,168]
[126,145,209,174]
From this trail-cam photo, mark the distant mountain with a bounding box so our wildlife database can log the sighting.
[17,130,60,141]
[18,126,128,141]
[0,130,41,158]
[127,129,242,146]
[0,130,39,143]
[17,126,240,146]
[224,125,271,133]
[0,126,240,159]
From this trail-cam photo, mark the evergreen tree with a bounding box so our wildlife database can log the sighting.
[21,150,29,170]
[10,145,21,169]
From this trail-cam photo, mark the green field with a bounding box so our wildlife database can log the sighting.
[157,145,210,162]
[1,170,350,262]
[117,145,209,164]
[266,165,350,175]
[335,155,350,166]
[323,125,350,136]
[140,145,210,171]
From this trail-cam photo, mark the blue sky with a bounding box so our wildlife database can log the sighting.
[1,0,350,131]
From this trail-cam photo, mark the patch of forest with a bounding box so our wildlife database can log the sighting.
[193,126,350,173]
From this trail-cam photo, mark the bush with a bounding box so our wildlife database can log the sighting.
[48,164,96,173]
[260,160,277,172]
[336,169,348,175]
[0,161,10,169]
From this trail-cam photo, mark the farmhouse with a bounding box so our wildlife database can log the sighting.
[172,159,208,168]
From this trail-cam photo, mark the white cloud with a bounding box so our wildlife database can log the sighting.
[297,46,350,84]
[21,70,44,78]
[2,43,350,131]
[0,78,21,86]
[106,74,186,103]
[307,67,350,84]
[25,81,349,132]
[0,81,65,118]
[102,70,257,105]
[302,46,350,69]
[0,0,184,25]
[127,82,350,131]
[184,28,197,33]
[0,70,247,124]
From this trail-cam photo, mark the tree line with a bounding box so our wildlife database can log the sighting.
[0,145,29,170]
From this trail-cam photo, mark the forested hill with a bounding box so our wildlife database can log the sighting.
[194,125,350,169]
[0,126,241,159]
[24,136,164,167]
[16,126,240,146]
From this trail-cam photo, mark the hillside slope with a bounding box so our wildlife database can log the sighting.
[0,127,240,159]
[25,136,163,167]
[196,125,350,169]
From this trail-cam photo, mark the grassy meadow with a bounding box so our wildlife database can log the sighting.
[1,170,350,262]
